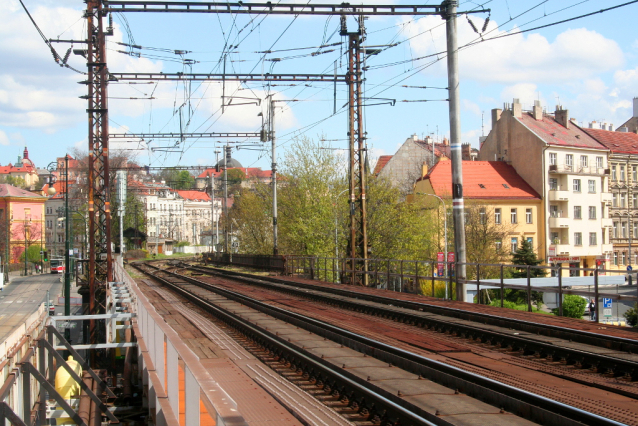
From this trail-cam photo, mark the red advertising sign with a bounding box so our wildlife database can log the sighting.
[447,252,455,263]
[437,252,444,276]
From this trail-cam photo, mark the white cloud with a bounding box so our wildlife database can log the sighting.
[0,129,9,145]
[404,16,624,84]
[462,99,481,116]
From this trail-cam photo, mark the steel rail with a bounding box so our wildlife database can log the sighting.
[132,263,437,426]
[135,262,627,426]
[188,263,638,354]
[181,263,638,390]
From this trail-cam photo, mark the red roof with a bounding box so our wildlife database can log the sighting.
[518,113,607,150]
[0,184,46,198]
[581,128,638,154]
[197,167,272,179]
[177,190,211,202]
[422,161,541,200]
[0,162,36,174]
[373,155,393,175]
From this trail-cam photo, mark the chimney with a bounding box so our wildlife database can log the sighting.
[589,121,598,129]
[442,137,449,146]
[461,143,471,160]
[533,100,543,121]
[491,108,502,129]
[512,98,522,118]
[412,133,418,141]
[421,162,428,177]
[633,97,638,118]
[555,106,570,129]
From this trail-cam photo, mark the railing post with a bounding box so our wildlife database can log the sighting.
[38,339,46,424]
[399,260,404,292]
[21,362,30,422]
[527,265,532,312]
[415,261,419,295]
[387,259,391,290]
[558,265,563,317]
[500,264,504,308]
[431,261,435,297]
[594,268,599,323]
[476,263,480,304]
[448,262,454,301]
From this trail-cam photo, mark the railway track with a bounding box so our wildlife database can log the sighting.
[182,262,638,380]
[132,261,630,426]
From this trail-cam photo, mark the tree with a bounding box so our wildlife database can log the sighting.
[230,183,273,254]
[0,175,27,189]
[226,169,245,185]
[19,245,43,264]
[624,303,638,328]
[511,239,545,277]
[157,168,195,190]
[557,294,587,319]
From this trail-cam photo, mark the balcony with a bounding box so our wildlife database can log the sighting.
[548,164,606,176]
[601,244,613,253]
[601,218,613,228]
[554,243,571,254]
[600,192,612,204]
[549,215,570,228]
[548,189,570,201]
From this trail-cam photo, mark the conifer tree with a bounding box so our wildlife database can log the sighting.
[511,239,545,278]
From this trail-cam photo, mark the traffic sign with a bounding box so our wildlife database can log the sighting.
[603,309,612,317]
[627,265,633,272]
[603,298,612,308]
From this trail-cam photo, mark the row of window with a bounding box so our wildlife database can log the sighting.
[548,153,604,169]
[613,252,636,266]
[611,192,638,208]
[493,208,533,225]
[610,164,638,182]
[612,222,638,239]
[550,232,598,246]
[549,178,600,193]
[549,205,598,219]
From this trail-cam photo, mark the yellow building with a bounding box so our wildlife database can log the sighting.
[413,160,544,259]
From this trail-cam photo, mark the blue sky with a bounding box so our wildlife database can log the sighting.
[2,0,638,172]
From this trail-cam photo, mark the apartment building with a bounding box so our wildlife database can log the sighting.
[478,99,612,273]
[583,126,638,270]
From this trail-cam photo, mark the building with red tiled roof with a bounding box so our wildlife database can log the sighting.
[0,184,46,266]
[581,126,638,270]
[478,99,613,271]
[414,160,542,257]
[0,147,40,190]
[373,155,393,175]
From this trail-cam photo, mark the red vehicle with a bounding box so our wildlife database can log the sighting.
[50,259,65,274]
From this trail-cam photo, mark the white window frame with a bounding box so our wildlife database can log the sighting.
[574,232,582,246]
[549,152,557,165]
[580,155,588,168]
[565,154,573,167]
[573,179,581,192]
[510,208,517,224]
[588,180,596,193]
[589,232,597,246]
[574,206,581,220]
[596,156,603,169]
[495,208,501,224]
[526,208,532,224]
[588,206,596,220]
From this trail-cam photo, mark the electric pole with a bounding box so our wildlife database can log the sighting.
[270,95,279,255]
[342,15,368,285]
[444,0,467,300]
[64,155,71,342]
[223,144,230,254]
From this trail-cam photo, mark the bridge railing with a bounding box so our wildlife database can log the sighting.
[114,260,249,426]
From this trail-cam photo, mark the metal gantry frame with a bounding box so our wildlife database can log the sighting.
[85,1,487,301]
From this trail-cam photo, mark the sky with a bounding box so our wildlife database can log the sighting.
[2,0,638,173]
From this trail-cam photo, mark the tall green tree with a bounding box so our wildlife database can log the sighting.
[511,238,545,277]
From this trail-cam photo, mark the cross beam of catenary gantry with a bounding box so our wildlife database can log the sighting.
[103,1,449,15]
[109,132,262,138]
[109,72,345,82]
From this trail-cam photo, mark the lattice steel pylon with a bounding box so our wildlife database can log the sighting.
[342,16,368,285]
[86,0,112,350]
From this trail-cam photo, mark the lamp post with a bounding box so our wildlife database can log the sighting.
[23,216,30,276]
[416,192,448,299]
[45,161,57,271]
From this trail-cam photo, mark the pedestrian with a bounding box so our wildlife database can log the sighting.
[589,298,596,321]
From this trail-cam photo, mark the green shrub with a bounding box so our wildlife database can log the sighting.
[554,294,587,318]
[489,299,547,313]
[624,303,638,327]
[175,241,190,247]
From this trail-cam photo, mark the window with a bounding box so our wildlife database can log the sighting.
[574,232,582,246]
[589,232,597,246]
[526,208,532,224]
[510,208,517,224]
[634,166,638,181]
[621,165,626,181]
[614,252,618,266]
[621,193,627,208]
[588,206,596,219]
[622,252,627,265]
[479,207,486,224]
[622,222,628,238]
[550,232,560,244]
[573,179,581,192]
[549,152,557,165]
[550,205,559,218]
[588,180,596,193]
[565,154,573,167]
[612,165,617,180]
[511,237,518,253]
[580,155,588,168]
[635,223,638,239]
[596,156,604,169]
[495,208,501,224]
[613,222,618,238]
[526,237,533,246]
[574,206,582,219]
[634,194,638,208]
[549,178,558,190]
[613,193,618,207]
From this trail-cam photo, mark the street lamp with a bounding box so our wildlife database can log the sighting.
[416,192,449,299]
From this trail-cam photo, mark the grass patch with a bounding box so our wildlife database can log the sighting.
[489,299,551,314]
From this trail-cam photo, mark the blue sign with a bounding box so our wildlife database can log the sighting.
[603,298,612,308]
[628,265,633,272]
